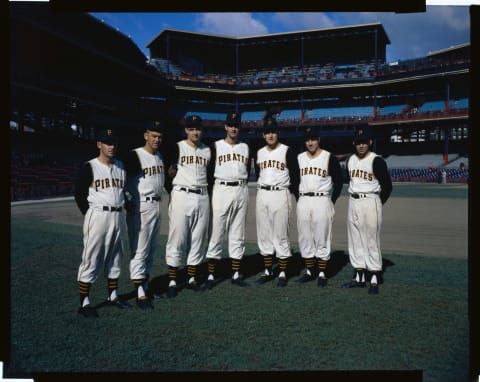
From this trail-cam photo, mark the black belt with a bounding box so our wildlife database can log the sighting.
[103,206,122,212]
[300,192,328,197]
[351,193,378,199]
[260,185,282,191]
[219,180,243,186]
[179,187,202,194]
[145,196,160,201]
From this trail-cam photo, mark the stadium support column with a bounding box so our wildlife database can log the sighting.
[300,94,304,123]
[443,128,449,164]
[300,35,304,75]
[445,81,450,112]
[235,43,239,112]
[166,34,170,78]
[374,29,378,78]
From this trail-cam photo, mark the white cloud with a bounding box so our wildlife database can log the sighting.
[268,7,470,62]
[271,12,336,30]
[197,13,268,37]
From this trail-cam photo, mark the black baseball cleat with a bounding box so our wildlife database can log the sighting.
[368,284,379,295]
[341,280,366,288]
[136,297,154,309]
[203,279,215,290]
[317,277,328,287]
[296,273,315,283]
[166,286,177,298]
[277,277,288,288]
[105,298,132,309]
[231,277,250,287]
[186,280,203,292]
[78,305,98,318]
[255,274,275,286]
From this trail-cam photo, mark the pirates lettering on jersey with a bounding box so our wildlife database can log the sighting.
[180,155,209,166]
[143,164,165,177]
[349,168,374,181]
[217,153,248,166]
[94,177,124,191]
[259,159,286,171]
[300,166,328,177]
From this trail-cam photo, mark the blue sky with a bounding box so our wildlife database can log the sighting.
[90,6,472,63]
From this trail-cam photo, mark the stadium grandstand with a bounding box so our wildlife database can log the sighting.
[9,3,470,201]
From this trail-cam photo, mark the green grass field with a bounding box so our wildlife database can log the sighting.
[8,210,469,382]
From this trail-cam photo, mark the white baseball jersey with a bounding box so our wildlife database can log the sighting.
[77,158,126,284]
[166,140,211,268]
[256,143,292,259]
[126,147,165,281]
[206,139,250,261]
[296,150,335,261]
[127,147,165,200]
[256,143,290,188]
[172,140,211,188]
[346,151,383,272]
[347,152,380,194]
[87,158,125,208]
[213,139,249,181]
[298,150,333,194]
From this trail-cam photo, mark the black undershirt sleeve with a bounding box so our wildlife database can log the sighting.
[373,156,393,204]
[123,149,142,177]
[74,162,93,216]
[287,146,300,199]
[164,143,180,194]
[207,143,216,195]
[328,154,344,204]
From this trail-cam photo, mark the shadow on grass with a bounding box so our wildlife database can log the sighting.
[141,251,395,298]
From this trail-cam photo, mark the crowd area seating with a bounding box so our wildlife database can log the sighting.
[185,97,468,130]
[148,54,469,88]
[10,152,469,201]
[10,150,84,202]
[388,167,468,183]
[383,154,468,183]
[10,161,81,201]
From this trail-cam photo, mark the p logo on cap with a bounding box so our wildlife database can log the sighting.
[97,128,119,143]
[185,115,203,128]
[226,112,242,127]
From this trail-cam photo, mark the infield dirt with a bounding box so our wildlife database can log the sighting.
[11,183,468,260]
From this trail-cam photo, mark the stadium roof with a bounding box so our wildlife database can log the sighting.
[427,42,470,58]
[10,3,147,67]
[147,22,390,49]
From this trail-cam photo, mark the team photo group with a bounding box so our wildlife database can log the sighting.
[74,112,392,318]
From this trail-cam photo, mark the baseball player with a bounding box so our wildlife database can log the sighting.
[295,128,343,286]
[165,115,212,297]
[204,112,251,289]
[254,117,299,287]
[74,127,131,318]
[123,120,167,310]
[342,127,392,294]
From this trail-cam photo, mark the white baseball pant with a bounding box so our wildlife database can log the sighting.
[256,188,292,259]
[347,194,383,272]
[296,195,334,261]
[166,189,210,268]
[77,207,125,283]
[206,183,249,260]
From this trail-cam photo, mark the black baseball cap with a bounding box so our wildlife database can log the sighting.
[226,112,241,127]
[263,117,278,133]
[304,128,320,141]
[353,128,372,143]
[185,115,203,128]
[146,120,163,132]
[96,127,119,144]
